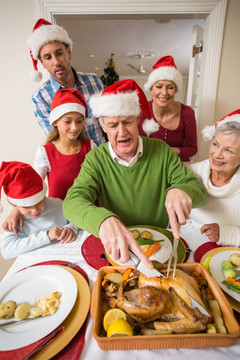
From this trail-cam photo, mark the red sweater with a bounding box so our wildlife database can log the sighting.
[138,102,198,162]
[44,139,91,200]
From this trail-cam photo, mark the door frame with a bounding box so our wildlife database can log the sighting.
[37,0,228,161]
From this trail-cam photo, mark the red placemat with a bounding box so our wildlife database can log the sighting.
[81,234,110,270]
[0,260,88,360]
[194,242,222,263]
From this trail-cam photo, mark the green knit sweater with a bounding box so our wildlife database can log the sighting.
[63,137,206,236]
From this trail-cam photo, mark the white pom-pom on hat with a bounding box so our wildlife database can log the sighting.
[142,118,160,137]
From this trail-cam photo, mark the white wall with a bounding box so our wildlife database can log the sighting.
[0,0,44,227]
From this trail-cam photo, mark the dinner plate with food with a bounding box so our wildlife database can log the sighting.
[0,265,78,350]
[105,225,186,266]
[210,250,240,302]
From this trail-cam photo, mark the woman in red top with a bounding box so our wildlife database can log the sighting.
[138,55,198,162]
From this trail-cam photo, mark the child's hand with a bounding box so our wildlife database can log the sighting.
[59,227,77,243]
[2,208,23,236]
[48,227,64,241]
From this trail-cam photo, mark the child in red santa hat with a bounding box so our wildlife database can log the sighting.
[2,89,95,234]
[0,161,78,259]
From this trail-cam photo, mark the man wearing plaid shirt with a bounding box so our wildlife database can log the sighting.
[27,18,105,146]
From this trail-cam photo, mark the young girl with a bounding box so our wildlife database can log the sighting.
[2,89,96,234]
[34,88,96,200]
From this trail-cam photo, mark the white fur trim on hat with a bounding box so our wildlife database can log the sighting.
[202,113,240,141]
[89,92,141,118]
[7,182,47,207]
[217,114,240,127]
[27,24,73,60]
[50,103,86,124]
[142,118,160,137]
[144,66,183,93]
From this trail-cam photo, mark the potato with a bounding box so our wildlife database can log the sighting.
[229,253,240,267]
[208,299,227,334]
[30,306,44,318]
[104,272,123,283]
[14,302,31,320]
[0,300,17,319]
[130,230,140,239]
[140,231,152,240]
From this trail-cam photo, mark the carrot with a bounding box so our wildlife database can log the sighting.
[101,278,108,287]
[206,293,214,301]
[226,277,240,287]
[144,242,161,257]
[108,269,117,273]
[121,268,132,282]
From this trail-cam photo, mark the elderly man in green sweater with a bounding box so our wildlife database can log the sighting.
[63,80,206,268]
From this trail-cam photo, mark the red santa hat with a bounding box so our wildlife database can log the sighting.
[89,79,159,135]
[49,89,89,125]
[26,18,73,82]
[0,161,47,213]
[202,109,240,141]
[144,55,183,93]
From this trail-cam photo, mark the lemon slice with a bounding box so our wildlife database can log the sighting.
[103,308,126,332]
[107,319,133,337]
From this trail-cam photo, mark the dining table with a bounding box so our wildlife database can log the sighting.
[1,224,240,360]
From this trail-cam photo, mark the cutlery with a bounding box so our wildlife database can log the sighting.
[61,260,81,269]
[166,237,180,280]
[189,296,211,317]
[22,326,64,360]
[129,251,167,278]
[0,317,39,327]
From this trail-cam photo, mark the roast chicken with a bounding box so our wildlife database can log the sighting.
[102,268,209,334]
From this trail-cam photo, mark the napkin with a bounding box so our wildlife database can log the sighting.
[81,234,110,270]
[0,260,89,360]
[194,242,222,263]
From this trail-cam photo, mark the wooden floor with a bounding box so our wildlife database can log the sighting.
[0,253,15,281]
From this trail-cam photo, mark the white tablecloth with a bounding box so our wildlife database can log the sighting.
[2,228,240,360]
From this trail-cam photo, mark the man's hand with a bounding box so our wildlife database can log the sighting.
[48,226,76,243]
[201,223,220,243]
[165,188,192,239]
[99,216,153,269]
[2,208,23,236]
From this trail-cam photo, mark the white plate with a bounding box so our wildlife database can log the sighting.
[0,265,78,351]
[107,226,172,266]
[210,250,240,302]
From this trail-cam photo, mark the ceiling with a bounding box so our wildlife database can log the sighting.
[56,15,205,80]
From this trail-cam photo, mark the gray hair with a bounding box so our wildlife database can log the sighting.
[214,121,240,138]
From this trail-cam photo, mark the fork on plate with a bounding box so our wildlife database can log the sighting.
[166,237,179,280]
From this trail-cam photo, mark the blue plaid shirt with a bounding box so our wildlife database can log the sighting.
[32,68,105,146]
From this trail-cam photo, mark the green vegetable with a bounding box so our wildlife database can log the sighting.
[222,280,240,294]
[136,238,164,246]
[221,260,234,271]
[224,269,236,279]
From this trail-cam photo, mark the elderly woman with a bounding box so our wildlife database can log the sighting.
[187,109,240,247]
[138,55,197,162]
